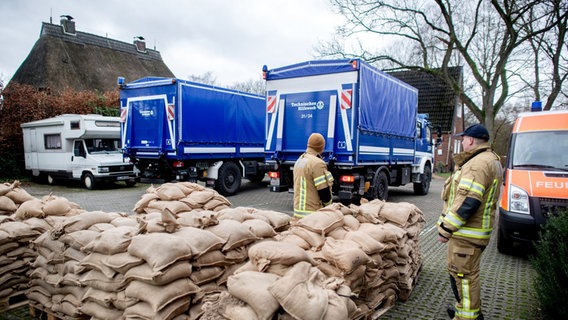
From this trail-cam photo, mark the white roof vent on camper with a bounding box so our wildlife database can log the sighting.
[60,15,76,35]
[133,36,147,53]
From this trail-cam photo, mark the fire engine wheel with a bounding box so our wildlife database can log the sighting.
[413,163,432,195]
[82,173,96,190]
[216,162,242,196]
[372,171,389,201]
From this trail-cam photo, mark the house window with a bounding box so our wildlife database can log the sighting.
[44,134,62,149]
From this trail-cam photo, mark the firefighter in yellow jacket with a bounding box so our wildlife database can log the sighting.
[293,133,334,218]
[437,124,503,320]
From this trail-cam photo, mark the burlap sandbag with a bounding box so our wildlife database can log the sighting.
[227,271,281,320]
[5,187,35,204]
[290,227,325,249]
[192,250,227,268]
[0,183,13,196]
[128,233,194,271]
[125,278,199,312]
[133,193,160,213]
[354,200,385,224]
[81,301,123,319]
[122,297,191,320]
[268,261,329,320]
[124,261,193,286]
[13,198,44,220]
[82,286,115,307]
[327,227,348,240]
[278,231,310,250]
[242,219,277,238]
[176,210,219,228]
[42,196,74,216]
[173,226,225,257]
[344,230,387,254]
[217,207,254,222]
[204,196,232,211]
[82,225,137,255]
[57,211,122,234]
[59,229,99,250]
[342,215,360,231]
[79,252,118,278]
[79,269,127,291]
[0,196,17,212]
[379,202,418,227]
[190,266,225,285]
[296,209,344,235]
[253,209,291,229]
[184,189,217,205]
[206,219,259,252]
[216,261,247,286]
[102,252,144,274]
[322,289,349,320]
[155,183,187,201]
[320,238,370,274]
[248,240,315,272]
[358,223,400,243]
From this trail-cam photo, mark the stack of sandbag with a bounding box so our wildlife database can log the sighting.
[122,186,291,320]
[205,200,424,320]
[27,210,126,318]
[0,181,80,310]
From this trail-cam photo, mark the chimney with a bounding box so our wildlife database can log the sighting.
[60,15,76,35]
[134,36,147,53]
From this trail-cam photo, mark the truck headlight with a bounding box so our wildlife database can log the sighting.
[98,167,110,173]
[510,184,530,214]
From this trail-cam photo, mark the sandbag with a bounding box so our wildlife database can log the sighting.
[227,271,281,320]
[296,209,344,235]
[206,219,259,251]
[242,219,277,238]
[13,198,44,220]
[0,196,17,212]
[82,225,137,255]
[125,278,199,312]
[320,238,370,274]
[269,261,328,320]
[128,233,194,271]
[379,202,419,227]
[124,261,193,286]
[248,240,315,272]
[176,210,219,228]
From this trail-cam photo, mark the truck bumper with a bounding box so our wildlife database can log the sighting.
[498,207,540,244]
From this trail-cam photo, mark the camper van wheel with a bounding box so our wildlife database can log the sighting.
[413,163,432,195]
[215,162,242,196]
[83,173,96,190]
[46,174,55,185]
[371,171,389,201]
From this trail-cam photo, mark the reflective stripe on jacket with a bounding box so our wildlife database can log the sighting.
[438,143,503,245]
[293,150,333,218]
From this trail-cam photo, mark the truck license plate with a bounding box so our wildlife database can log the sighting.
[116,176,130,181]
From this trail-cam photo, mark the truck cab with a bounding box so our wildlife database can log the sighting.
[497,108,568,254]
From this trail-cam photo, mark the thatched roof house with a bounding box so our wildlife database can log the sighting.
[9,17,174,92]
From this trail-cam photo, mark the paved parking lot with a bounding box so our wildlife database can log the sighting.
[5,177,540,319]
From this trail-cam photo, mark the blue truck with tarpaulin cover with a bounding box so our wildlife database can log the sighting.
[119,77,269,195]
[263,59,435,201]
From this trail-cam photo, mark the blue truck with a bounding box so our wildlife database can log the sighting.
[118,77,269,195]
[263,59,435,201]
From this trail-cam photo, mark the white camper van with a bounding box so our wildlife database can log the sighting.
[21,114,138,189]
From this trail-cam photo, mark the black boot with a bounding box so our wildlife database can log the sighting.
[447,305,456,319]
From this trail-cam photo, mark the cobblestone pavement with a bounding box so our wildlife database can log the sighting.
[2,177,540,319]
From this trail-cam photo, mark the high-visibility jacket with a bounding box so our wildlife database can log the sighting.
[438,143,503,246]
[293,149,334,218]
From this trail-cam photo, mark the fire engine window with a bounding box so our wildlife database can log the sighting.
[44,134,62,149]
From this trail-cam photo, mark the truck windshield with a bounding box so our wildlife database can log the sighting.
[512,131,568,171]
[85,138,121,154]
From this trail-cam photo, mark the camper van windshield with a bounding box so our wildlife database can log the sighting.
[85,138,121,154]
[512,131,568,171]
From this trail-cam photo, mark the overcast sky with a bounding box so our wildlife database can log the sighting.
[0,0,342,87]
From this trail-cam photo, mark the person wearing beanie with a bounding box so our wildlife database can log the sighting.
[437,123,502,320]
[293,133,334,218]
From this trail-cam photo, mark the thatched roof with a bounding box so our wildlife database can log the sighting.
[9,20,175,92]
[390,67,462,132]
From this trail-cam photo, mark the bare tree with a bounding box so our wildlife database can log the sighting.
[187,71,218,86]
[320,0,567,136]
[228,79,265,96]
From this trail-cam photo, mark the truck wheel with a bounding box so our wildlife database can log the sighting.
[413,163,432,195]
[83,173,96,190]
[216,162,241,196]
[372,171,389,201]
[497,227,514,255]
